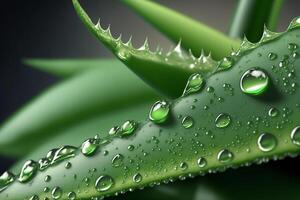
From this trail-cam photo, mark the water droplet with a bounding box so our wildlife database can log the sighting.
[128,145,135,151]
[52,187,62,199]
[44,175,51,182]
[81,138,99,156]
[268,107,279,117]
[268,52,277,60]
[291,126,300,145]
[120,120,137,136]
[29,195,39,200]
[0,171,14,191]
[206,86,214,93]
[257,133,277,152]
[149,100,170,123]
[95,175,114,192]
[217,149,234,163]
[181,116,194,129]
[288,17,300,30]
[109,126,120,136]
[288,43,298,50]
[65,162,72,169]
[18,160,38,183]
[197,157,207,168]
[133,173,143,183]
[179,162,188,170]
[117,49,131,60]
[38,158,51,171]
[68,192,76,200]
[112,154,124,167]
[182,73,204,96]
[218,56,234,71]
[51,146,77,164]
[215,113,231,128]
[240,68,269,95]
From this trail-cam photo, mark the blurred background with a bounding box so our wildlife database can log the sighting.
[0,0,300,195]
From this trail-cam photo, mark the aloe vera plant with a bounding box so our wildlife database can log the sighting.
[1,0,300,200]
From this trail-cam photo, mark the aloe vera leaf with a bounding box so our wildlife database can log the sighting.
[121,0,240,59]
[229,0,284,42]
[0,66,159,157]
[1,17,300,200]
[24,58,123,77]
[72,0,227,98]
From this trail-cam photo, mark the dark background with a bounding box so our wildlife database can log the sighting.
[0,0,299,174]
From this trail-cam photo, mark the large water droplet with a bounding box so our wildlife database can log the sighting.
[181,116,194,129]
[133,173,143,183]
[52,187,62,199]
[95,175,114,192]
[81,138,99,156]
[257,133,277,152]
[51,146,77,164]
[215,113,231,128]
[0,171,15,192]
[240,68,269,95]
[149,100,170,123]
[18,160,38,183]
[112,154,124,167]
[291,126,300,145]
[109,126,120,136]
[182,73,204,96]
[120,120,137,136]
[217,149,234,163]
[197,157,207,168]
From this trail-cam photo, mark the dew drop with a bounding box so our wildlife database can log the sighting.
[95,175,114,192]
[149,100,170,123]
[68,192,76,200]
[240,68,269,95]
[132,173,143,183]
[109,126,120,136]
[44,175,51,182]
[18,160,38,183]
[0,171,15,192]
[121,120,137,136]
[112,154,124,167]
[288,17,300,30]
[288,43,298,50]
[182,73,204,96]
[181,116,194,129]
[257,133,277,152]
[291,126,300,146]
[217,149,234,163]
[52,187,62,199]
[268,52,277,60]
[217,56,234,71]
[268,107,279,117]
[51,146,77,164]
[29,195,39,200]
[197,157,207,168]
[81,138,99,156]
[215,113,231,128]
[38,158,51,171]
[65,162,72,169]
[179,162,188,170]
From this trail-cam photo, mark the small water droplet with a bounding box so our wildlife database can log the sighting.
[288,17,300,30]
[38,158,51,171]
[182,73,204,96]
[240,68,269,95]
[95,175,114,192]
[81,138,99,156]
[215,113,231,128]
[51,146,77,164]
[112,154,124,167]
[268,107,279,117]
[179,162,188,170]
[217,149,234,163]
[132,173,143,183]
[44,175,51,182]
[206,86,214,93]
[291,126,300,145]
[268,52,277,60]
[68,192,76,200]
[109,126,120,136]
[29,195,39,200]
[128,145,135,151]
[18,160,38,183]
[218,56,234,71]
[197,157,207,168]
[257,133,277,152]
[288,43,298,50]
[52,187,62,199]
[181,116,194,129]
[121,120,137,136]
[0,171,15,191]
[149,100,170,123]
[65,162,72,169]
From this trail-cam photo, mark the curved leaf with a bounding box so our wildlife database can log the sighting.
[24,58,123,77]
[73,0,220,98]
[0,65,159,157]
[2,17,300,200]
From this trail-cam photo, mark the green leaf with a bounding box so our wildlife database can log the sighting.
[24,58,123,77]
[228,0,284,42]
[0,65,159,157]
[72,0,221,98]
[2,17,300,200]
[121,0,240,59]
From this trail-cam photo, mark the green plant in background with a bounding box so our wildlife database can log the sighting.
[0,0,299,199]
